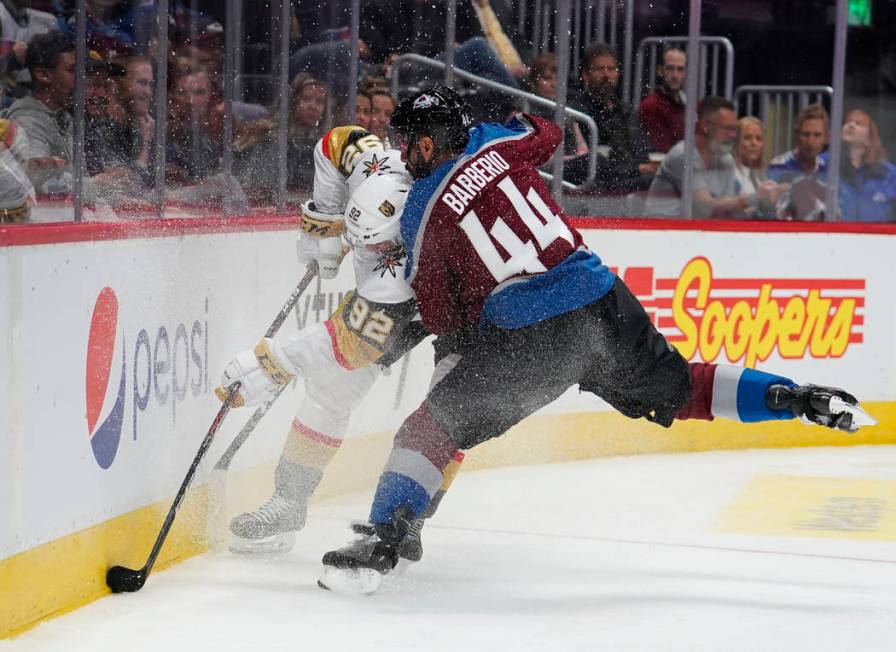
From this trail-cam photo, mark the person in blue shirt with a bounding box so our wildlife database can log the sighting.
[833,109,896,223]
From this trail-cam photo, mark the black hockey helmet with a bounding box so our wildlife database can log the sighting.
[389,85,473,154]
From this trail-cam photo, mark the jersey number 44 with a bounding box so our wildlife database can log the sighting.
[458,177,575,283]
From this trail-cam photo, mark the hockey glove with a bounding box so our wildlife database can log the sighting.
[297,200,345,279]
[215,338,299,407]
[766,384,877,433]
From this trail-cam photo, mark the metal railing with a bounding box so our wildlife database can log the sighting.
[522,0,635,98]
[389,53,599,193]
[632,36,734,106]
[735,85,834,155]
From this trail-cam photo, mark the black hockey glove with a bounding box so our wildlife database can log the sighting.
[766,384,861,432]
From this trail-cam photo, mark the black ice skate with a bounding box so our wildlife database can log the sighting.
[229,493,307,554]
[396,516,424,562]
[318,508,413,594]
[351,515,425,563]
[766,384,877,432]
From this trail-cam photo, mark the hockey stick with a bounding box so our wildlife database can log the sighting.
[106,263,320,593]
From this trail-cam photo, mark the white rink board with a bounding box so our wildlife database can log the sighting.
[0,228,436,560]
[1,223,893,561]
[579,229,893,400]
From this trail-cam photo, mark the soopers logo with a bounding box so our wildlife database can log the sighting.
[85,288,210,469]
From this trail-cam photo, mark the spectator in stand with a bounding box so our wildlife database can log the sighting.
[172,19,225,89]
[131,1,221,55]
[834,109,896,222]
[570,43,655,192]
[55,0,136,56]
[637,46,686,154]
[166,62,219,183]
[732,117,787,219]
[768,104,829,183]
[528,53,588,159]
[646,96,781,218]
[366,85,395,142]
[1,0,56,107]
[114,55,155,171]
[769,104,829,221]
[354,90,372,129]
[235,73,331,203]
[84,51,128,175]
[2,30,75,196]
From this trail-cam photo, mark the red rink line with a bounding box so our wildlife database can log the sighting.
[2,213,895,247]
[571,216,896,235]
[654,278,867,291]
[665,333,864,344]
[0,213,299,247]
[641,296,866,309]
[655,314,865,329]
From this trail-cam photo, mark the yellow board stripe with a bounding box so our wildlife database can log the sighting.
[0,486,207,638]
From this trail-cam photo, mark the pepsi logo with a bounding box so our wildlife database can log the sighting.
[85,287,126,469]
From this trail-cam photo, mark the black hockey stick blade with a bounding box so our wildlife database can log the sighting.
[106,565,147,593]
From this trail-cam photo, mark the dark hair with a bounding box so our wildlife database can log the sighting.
[366,86,396,107]
[580,42,617,75]
[25,31,75,75]
[360,75,390,94]
[660,46,686,66]
[530,53,558,83]
[698,95,735,119]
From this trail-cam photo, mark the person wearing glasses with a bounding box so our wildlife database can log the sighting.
[646,96,780,218]
[637,46,687,154]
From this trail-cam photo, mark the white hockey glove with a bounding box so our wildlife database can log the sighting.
[297,200,345,279]
[215,338,299,407]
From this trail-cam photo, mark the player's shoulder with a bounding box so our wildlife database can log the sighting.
[346,147,409,198]
[464,116,532,152]
[319,125,384,176]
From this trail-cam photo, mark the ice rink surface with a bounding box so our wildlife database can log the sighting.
[6,444,896,651]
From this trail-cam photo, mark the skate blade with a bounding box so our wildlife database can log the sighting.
[830,397,879,429]
[390,558,415,578]
[317,566,382,595]
[228,531,296,555]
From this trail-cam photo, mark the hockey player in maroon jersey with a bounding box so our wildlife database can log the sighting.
[312,87,876,593]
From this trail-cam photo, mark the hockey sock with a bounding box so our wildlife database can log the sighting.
[423,450,465,518]
[369,402,459,524]
[696,364,797,423]
[276,418,342,501]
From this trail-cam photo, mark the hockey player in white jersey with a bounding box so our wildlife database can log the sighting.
[217,126,462,557]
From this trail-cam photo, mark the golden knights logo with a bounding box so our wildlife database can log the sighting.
[373,243,407,278]
[362,153,392,177]
[378,200,396,217]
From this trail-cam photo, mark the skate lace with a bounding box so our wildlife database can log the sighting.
[254,495,292,525]
[406,517,424,539]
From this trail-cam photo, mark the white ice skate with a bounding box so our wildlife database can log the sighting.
[229,493,306,554]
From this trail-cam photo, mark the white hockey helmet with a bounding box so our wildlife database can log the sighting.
[343,172,411,247]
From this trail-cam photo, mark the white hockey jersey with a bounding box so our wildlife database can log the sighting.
[312,126,415,306]
[303,126,419,370]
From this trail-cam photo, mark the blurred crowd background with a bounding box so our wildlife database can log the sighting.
[0,0,894,224]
